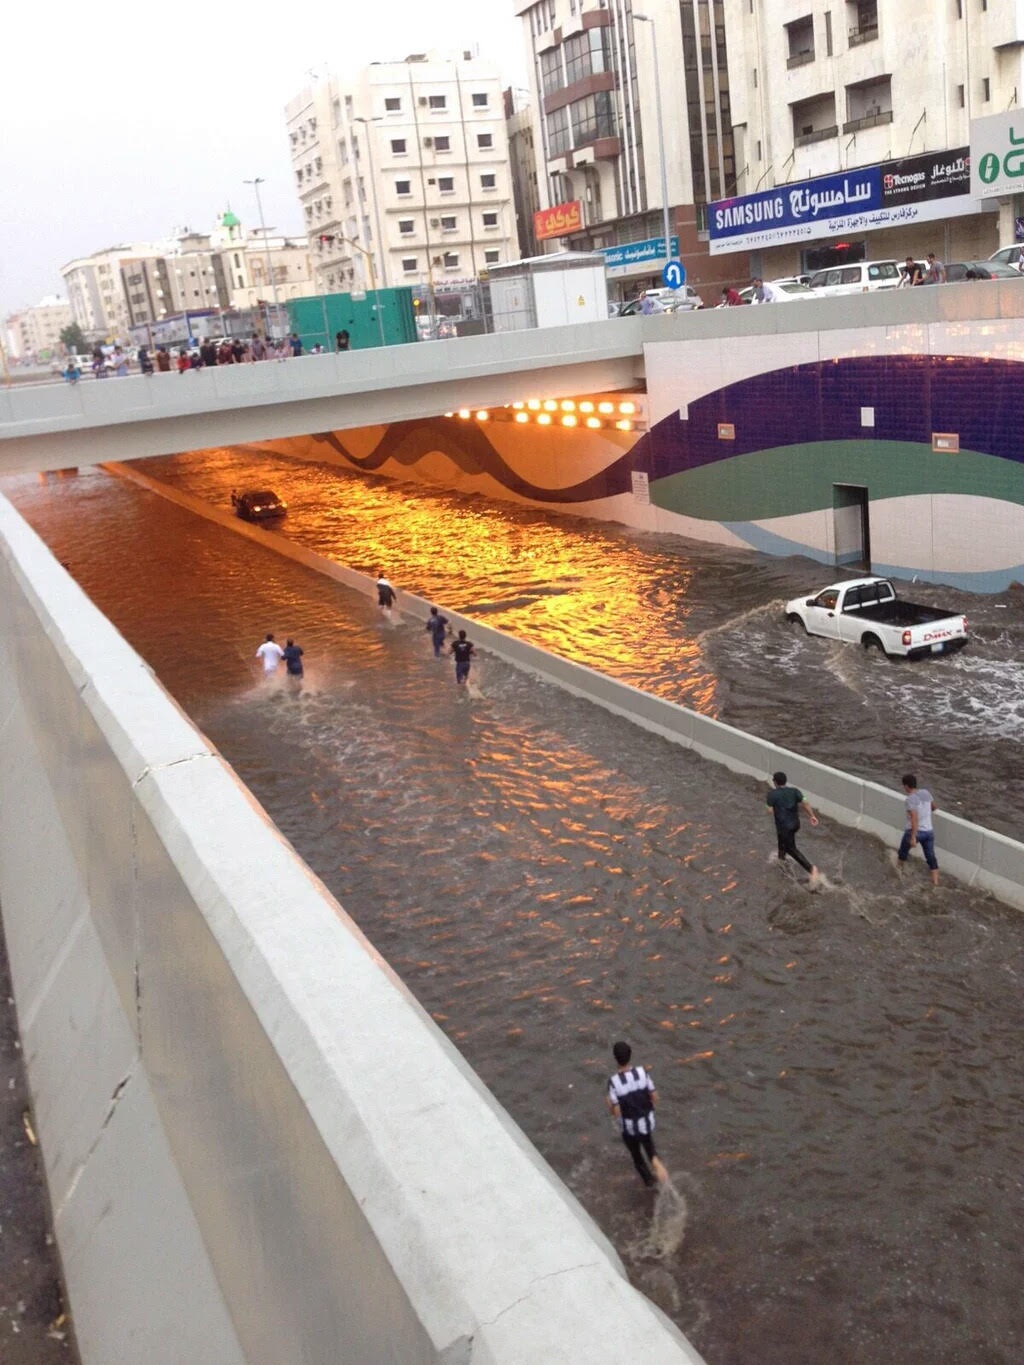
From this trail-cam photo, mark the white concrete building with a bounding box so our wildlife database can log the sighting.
[717,0,1024,277]
[514,0,743,299]
[286,53,517,307]
[4,295,73,360]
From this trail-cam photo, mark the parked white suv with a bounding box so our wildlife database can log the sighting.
[989,244,1024,271]
[806,260,902,296]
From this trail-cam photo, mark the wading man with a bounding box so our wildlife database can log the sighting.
[607,1041,665,1189]
[766,771,819,885]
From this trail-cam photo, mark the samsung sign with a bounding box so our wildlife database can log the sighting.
[709,149,976,255]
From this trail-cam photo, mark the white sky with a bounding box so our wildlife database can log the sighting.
[1,1,527,316]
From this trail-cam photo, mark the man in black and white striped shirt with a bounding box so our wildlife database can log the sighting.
[607,1040,661,1188]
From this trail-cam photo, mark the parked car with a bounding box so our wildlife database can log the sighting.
[232,490,287,522]
[737,280,818,303]
[989,244,1024,269]
[806,260,902,296]
[618,286,703,315]
[946,260,1024,282]
[785,577,968,659]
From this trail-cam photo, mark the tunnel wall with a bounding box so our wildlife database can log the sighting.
[0,491,702,1365]
[109,461,1024,914]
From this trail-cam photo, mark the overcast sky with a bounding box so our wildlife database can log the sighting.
[1,2,527,317]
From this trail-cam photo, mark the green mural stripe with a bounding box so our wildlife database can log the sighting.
[651,441,1024,522]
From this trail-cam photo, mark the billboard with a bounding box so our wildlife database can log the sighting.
[534,200,583,241]
[709,149,975,255]
[970,110,1024,199]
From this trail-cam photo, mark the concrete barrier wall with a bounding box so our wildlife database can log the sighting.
[108,462,1024,913]
[0,489,703,1364]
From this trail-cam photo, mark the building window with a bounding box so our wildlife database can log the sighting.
[477,132,494,150]
[540,48,563,98]
[844,75,893,130]
[957,83,965,107]
[569,92,617,147]
[792,92,838,145]
[429,94,447,110]
[401,257,418,273]
[442,251,459,269]
[385,97,401,112]
[440,214,457,231]
[480,173,497,190]
[982,76,991,101]
[785,16,815,67]
[484,249,500,265]
[564,29,610,86]
[391,138,407,154]
[399,219,415,235]
[438,176,455,192]
[472,92,489,108]
[825,11,833,54]
[482,211,499,228]
[396,179,412,195]
[434,135,451,151]
[848,0,878,44]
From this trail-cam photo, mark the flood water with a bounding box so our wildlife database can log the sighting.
[4,459,1023,1365]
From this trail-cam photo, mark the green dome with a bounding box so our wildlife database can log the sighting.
[221,210,241,228]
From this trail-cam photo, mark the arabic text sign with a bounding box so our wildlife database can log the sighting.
[534,200,582,241]
[880,147,970,205]
[710,167,880,247]
[970,111,1024,199]
[600,236,680,271]
[707,193,981,255]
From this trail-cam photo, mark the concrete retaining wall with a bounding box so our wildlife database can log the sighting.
[108,461,1024,913]
[0,488,702,1363]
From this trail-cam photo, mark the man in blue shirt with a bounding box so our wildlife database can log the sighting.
[425,606,449,658]
[282,639,304,679]
[450,630,475,686]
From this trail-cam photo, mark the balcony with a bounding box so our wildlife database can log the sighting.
[795,124,838,147]
[787,50,815,68]
[843,109,893,133]
[848,23,878,46]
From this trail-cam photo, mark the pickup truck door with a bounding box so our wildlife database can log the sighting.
[804,589,842,639]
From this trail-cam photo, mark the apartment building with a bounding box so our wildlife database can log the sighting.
[3,296,73,360]
[285,52,517,309]
[515,0,739,298]
[716,0,1024,276]
[506,91,542,260]
[61,221,315,339]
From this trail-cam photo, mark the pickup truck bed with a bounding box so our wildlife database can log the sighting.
[850,601,952,627]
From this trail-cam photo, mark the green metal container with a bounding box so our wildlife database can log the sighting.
[287,289,418,352]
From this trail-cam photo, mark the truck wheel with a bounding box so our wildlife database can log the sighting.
[861,633,886,656]
[787,613,809,634]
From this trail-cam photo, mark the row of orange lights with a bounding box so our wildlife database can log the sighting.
[445,398,640,432]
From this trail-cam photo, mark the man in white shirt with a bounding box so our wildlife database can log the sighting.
[896,773,939,886]
[255,633,284,675]
[750,277,780,304]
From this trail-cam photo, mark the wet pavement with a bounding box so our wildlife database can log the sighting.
[1,460,1022,1365]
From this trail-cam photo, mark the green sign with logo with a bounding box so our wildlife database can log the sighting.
[970,110,1024,199]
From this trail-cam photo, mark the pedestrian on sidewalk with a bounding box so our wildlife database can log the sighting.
[896,774,939,886]
[607,1041,665,1189]
[766,771,819,884]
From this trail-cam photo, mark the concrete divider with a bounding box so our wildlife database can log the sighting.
[107,461,1024,912]
[0,486,705,1364]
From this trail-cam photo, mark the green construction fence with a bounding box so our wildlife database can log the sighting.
[287,289,418,352]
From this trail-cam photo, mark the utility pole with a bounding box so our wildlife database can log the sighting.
[244,178,283,337]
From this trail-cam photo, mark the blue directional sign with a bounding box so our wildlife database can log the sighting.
[662,259,686,289]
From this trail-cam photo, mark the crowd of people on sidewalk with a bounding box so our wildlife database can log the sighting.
[65,327,355,382]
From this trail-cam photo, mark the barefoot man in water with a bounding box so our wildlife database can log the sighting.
[766,771,819,886]
[607,1041,667,1188]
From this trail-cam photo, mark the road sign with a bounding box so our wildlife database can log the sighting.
[971,110,1024,199]
[662,260,686,289]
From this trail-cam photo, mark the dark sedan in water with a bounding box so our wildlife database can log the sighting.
[232,490,287,522]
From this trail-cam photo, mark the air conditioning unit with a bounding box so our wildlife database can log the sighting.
[424,136,433,147]
[432,255,443,265]
[427,178,436,185]
[419,97,428,106]
[429,218,440,227]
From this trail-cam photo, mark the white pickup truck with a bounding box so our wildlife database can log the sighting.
[785,577,968,659]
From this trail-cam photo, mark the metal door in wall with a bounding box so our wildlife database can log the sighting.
[833,484,871,571]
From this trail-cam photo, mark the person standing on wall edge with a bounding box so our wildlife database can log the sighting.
[766,771,819,885]
[896,774,939,887]
[607,1041,666,1189]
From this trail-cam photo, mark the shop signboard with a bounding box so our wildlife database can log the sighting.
[970,110,1024,199]
[534,200,583,241]
[600,236,680,278]
[709,149,976,254]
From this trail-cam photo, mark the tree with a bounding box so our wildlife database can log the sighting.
[60,322,87,355]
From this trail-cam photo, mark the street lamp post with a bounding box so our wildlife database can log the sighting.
[244,177,283,339]
[353,117,388,289]
[633,14,672,271]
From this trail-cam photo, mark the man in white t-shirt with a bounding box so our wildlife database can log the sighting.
[896,773,939,886]
[255,633,284,675]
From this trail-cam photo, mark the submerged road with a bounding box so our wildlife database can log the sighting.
[3,463,1023,1365]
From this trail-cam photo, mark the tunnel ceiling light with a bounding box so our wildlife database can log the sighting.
[527,399,541,410]
[561,414,578,426]
[444,411,454,417]
[537,412,552,425]
[585,416,602,429]
[619,401,636,414]
[515,411,530,423]
[579,401,595,413]
[475,410,489,420]
[543,399,558,411]
[615,419,633,431]
[512,401,525,409]
[560,399,576,411]
[458,409,471,419]
[598,401,614,414]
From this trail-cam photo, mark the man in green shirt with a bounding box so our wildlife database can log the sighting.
[766,771,819,885]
